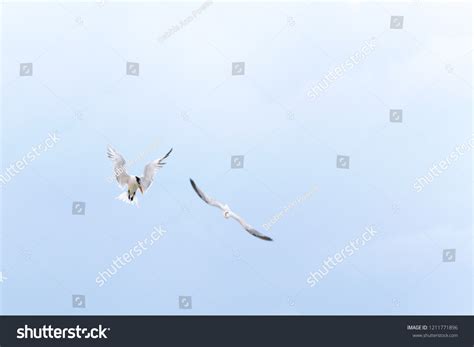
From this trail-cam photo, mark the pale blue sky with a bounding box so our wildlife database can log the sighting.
[1,1,472,315]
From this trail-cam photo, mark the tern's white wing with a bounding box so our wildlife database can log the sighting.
[189,179,226,210]
[228,210,273,241]
[107,146,130,188]
[140,148,173,192]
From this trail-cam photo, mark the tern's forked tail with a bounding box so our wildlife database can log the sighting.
[116,191,139,207]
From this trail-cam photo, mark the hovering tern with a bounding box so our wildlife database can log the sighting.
[190,178,273,241]
[107,146,172,205]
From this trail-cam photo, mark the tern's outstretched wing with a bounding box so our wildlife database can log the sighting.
[228,211,273,241]
[189,179,226,210]
[140,148,172,192]
[107,146,130,188]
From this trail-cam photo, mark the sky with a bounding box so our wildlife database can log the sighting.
[0,1,472,315]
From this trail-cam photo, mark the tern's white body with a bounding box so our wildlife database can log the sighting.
[223,205,231,219]
[190,179,273,241]
[124,177,140,202]
[107,146,173,205]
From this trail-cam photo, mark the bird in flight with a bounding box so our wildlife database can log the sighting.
[107,146,172,205]
[189,178,273,241]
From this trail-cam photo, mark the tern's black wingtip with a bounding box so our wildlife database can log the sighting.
[256,234,273,241]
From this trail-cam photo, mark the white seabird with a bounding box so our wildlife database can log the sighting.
[107,146,172,205]
[190,178,273,241]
